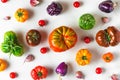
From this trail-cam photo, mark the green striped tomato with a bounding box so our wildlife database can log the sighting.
[49,26,77,52]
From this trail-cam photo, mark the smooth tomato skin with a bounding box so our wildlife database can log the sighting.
[49,26,77,52]
[73,1,80,8]
[102,52,114,63]
[38,20,46,26]
[1,0,8,3]
[84,36,91,44]
[40,47,48,54]
[0,59,8,72]
[9,72,17,79]
[95,67,102,74]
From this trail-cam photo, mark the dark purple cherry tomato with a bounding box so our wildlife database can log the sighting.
[26,29,41,46]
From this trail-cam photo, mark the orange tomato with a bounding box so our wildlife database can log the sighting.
[102,52,114,63]
[0,59,8,72]
[48,26,77,52]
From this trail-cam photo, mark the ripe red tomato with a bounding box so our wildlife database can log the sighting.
[38,20,46,26]
[1,0,8,3]
[40,47,48,54]
[84,37,91,44]
[95,67,102,74]
[9,72,17,79]
[73,1,80,8]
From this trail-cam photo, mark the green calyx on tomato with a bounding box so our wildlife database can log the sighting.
[31,65,48,80]
[96,26,120,47]
[106,57,110,60]
[38,72,42,77]
[82,56,87,60]
[17,12,23,17]
[1,31,24,57]
[105,30,111,42]
[79,13,96,30]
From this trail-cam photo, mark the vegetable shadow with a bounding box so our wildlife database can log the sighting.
[6,60,10,70]
[89,48,101,64]
[93,13,103,28]
[73,26,86,46]
[59,1,69,14]
[39,30,48,43]
[67,62,74,76]
[46,66,54,77]
[26,8,34,19]
[16,31,29,54]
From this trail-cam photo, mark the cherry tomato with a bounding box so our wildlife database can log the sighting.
[95,67,102,74]
[9,72,17,79]
[84,37,91,44]
[38,20,46,26]
[73,1,80,8]
[1,0,8,3]
[40,47,48,54]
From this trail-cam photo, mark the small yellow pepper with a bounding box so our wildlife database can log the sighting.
[76,49,92,66]
[14,8,29,22]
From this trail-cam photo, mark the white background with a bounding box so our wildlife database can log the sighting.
[0,0,120,80]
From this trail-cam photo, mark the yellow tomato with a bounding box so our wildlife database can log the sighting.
[14,8,29,22]
[76,49,92,66]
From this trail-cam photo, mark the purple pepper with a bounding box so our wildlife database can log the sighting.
[47,2,63,16]
[98,0,114,13]
[55,62,68,76]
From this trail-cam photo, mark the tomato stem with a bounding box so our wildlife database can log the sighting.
[38,72,42,77]
[105,31,111,42]
[106,57,110,60]
[82,56,87,60]
[17,12,23,17]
